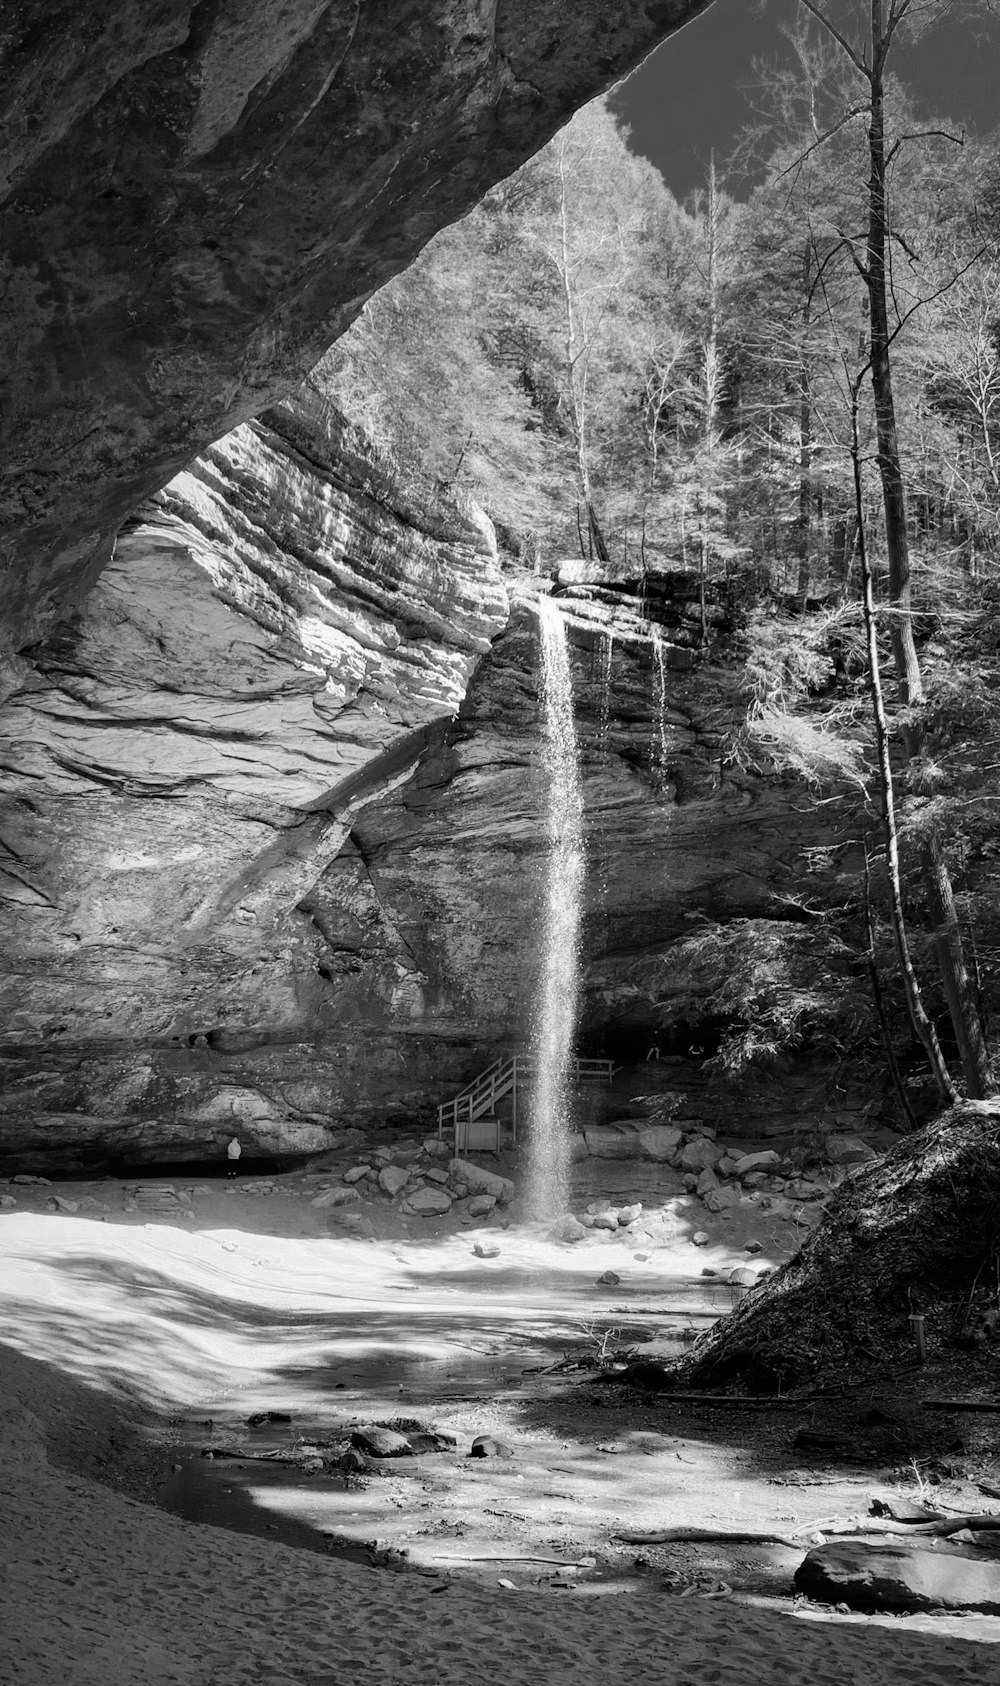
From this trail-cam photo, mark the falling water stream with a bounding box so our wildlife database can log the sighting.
[525,596,585,1222]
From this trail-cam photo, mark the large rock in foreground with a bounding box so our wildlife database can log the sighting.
[795,1539,1000,1615]
[0,0,713,668]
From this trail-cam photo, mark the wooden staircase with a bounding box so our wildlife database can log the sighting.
[437,1054,616,1154]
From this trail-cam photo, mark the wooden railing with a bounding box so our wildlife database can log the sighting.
[437,1054,615,1152]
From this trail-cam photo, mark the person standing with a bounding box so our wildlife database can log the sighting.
[227,1136,242,1178]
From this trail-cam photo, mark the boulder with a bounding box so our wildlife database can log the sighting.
[311,1185,361,1208]
[46,1194,79,1213]
[549,1215,587,1244]
[351,1425,412,1459]
[468,1436,513,1459]
[691,1230,710,1246]
[422,1166,450,1184]
[638,1125,684,1163]
[703,1184,740,1213]
[696,1167,719,1195]
[467,1193,497,1217]
[378,1165,411,1197]
[583,1125,644,1159]
[617,1202,643,1227]
[343,1165,369,1183]
[448,1158,514,1206]
[597,1270,621,1286]
[591,1209,619,1231]
[825,1134,877,1165]
[473,1240,502,1258]
[795,1539,1000,1615]
[423,1138,451,1158]
[402,1185,453,1216]
[733,1150,781,1175]
[0,1194,16,1210]
[680,1137,723,1172]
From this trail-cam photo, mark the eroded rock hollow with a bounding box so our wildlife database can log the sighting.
[0,0,713,677]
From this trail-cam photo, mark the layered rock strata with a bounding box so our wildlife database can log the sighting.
[0,395,507,1168]
[0,0,714,672]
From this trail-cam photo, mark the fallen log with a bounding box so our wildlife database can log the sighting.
[923,1397,1000,1412]
[815,1513,1000,1538]
[612,1527,798,1547]
[650,1394,803,1410]
[429,1554,590,1566]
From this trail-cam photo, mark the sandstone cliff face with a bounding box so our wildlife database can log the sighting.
[0,395,508,1168]
[0,0,713,677]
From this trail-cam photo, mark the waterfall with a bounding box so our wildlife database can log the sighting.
[526,596,585,1223]
[651,624,670,784]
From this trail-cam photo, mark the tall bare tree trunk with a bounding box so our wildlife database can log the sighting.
[850,385,957,1104]
[797,239,813,604]
[866,0,923,704]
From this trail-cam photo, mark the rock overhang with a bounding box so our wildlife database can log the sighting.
[0,0,716,667]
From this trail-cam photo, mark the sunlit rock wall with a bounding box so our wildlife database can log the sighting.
[0,394,507,1169]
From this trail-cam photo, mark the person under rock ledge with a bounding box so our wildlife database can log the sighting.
[227,1136,242,1178]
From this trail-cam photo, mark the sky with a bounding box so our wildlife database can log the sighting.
[610,0,1000,201]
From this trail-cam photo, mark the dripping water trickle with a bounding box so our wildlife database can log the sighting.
[651,624,670,785]
[525,596,585,1223]
[597,630,615,752]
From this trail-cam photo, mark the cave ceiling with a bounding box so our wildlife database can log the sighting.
[0,0,714,680]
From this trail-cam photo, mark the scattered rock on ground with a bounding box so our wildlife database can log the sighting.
[680,1137,723,1171]
[378,1165,411,1197]
[468,1436,513,1459]
[795,1539,1000,1614]
[590,1209,619,1231]
[473,1240,502,1258]
[448,1158,514,1205]
[343,1165,369,1183]
[733,1150,782,1175]
[351,1425,412,1459]
[46,1195,79,1213]
[402,1186,453,1216]
[549,1215,587,1243]
[703,1185,740,1213]
[617,1202,642,1226]
[583,1125,644,1160]
[637,1125,683,1163]
[311,1186,361,1208]
[0,1194,16,1209]
[691,1231,710,1246]
[824,1134,877,1165]
[596,1270,621,1286]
